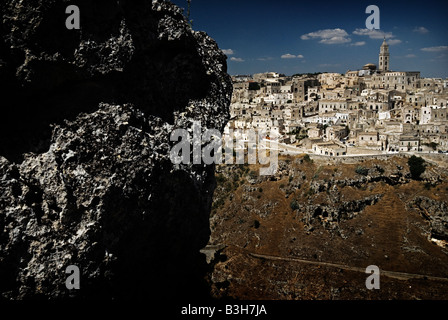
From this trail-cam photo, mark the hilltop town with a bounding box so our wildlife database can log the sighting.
[227,39,448,157]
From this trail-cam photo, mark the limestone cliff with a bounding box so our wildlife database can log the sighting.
[0,0,232,299]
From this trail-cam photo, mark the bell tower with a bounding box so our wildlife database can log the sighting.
[379,37,390,72]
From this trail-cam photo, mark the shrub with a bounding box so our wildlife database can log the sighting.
[303,154,312,163]
[408,155,426,180]
[290,200,300,210]
[216,173,226,184]
[249,170,258,179]
[355,166,369,176]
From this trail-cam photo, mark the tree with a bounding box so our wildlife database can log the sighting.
[290,200,300,211]
[408,155,426,180]
[303,154,312,163]
[355,166,369,176]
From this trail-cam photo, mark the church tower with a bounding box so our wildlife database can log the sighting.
[379,38,390,72]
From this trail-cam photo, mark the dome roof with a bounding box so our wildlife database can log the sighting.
[363,63,377,70]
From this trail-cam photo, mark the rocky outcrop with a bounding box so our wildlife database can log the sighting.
[0,0,232,299]
[298,194,383,233]
[409,196,448,242]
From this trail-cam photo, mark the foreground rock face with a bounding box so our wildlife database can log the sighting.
[0,0,231,299]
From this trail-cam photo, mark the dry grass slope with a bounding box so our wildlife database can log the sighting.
[208,154,448,300]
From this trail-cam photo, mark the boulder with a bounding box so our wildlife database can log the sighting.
[0,0,231,299]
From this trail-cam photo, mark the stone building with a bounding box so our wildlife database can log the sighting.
[399,135,420,152]
[325,125,348,141]
[313,141,347,156]
[420,106,448,124]
[379,38,390,72]
[357,132,383,149]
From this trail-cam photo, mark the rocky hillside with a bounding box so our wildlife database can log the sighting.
[0,0,232,299]
[208,154,448,299]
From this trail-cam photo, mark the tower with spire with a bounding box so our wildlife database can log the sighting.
[379,37,390,72]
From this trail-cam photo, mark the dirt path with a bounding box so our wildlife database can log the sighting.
[248,252,448,282]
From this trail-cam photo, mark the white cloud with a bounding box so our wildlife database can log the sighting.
[320,36,351,44]
[413,27,429,34]
[421,46,448,52]
[301,28,351,44]
[230,57,244,62]
[353,28,394,39]
[281,53,296,59]
[387,39,402,45]
[222,49,234,55]
[281,54,304,59]
[257,57,274,61]
[352,28,401,45]
[405,54,417,58]
[350,41,366,46]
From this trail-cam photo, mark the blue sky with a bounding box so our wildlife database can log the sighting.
[171,0,448,78]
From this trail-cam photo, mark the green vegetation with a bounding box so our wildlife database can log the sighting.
[408,155,426,180]
[249,170,258,179]
[289,127,308,141]
[355,166,369,176]
[303,154,312,163]
[216,173,226,184]
[290,200,300,211]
